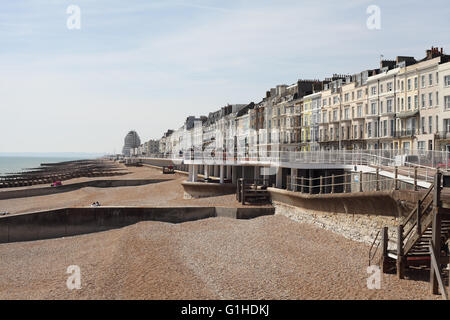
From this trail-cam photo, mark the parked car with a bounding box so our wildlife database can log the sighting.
[162,165,175,174]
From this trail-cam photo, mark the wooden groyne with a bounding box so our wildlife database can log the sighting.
[0,160,128,189]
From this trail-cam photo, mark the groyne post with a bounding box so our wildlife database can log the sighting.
[397,225,405,279]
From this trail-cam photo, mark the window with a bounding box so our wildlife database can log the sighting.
[407,96,411,110]
[383,120,387,136]
[429,93,433,107]
[418,141,425,150]
[401,80,404,91]
[421,94,426,108]
[436,116,439,133]
[429,73,433,86]
[445,76,450,87]
[380,101,384,113]
[352,92,355,100]
[414,77,418,89]
[322,99,327,106]
[421,117,425,133]
[421,75,426,88]
[404,142,411,151]
[367,123,372,137]
[357,105,362,117]
[357,90,362,99]
[344,108,349,120]
[414,95,418,108]
[445,96,450,110]
[371,86,377,95]
[401,98,404,111]
[371,102,377,114]
[333,96,338,105]
[374,121,379,137]
[445,119,450,133]
[436,72,439,84]
[390,119,395,136]
[387,82,393,91]
[436,92,439,106]
[380,84,384,93]
[387,99,393,113]
[407,79,411,90]
[344,93,349,102]
[429,116,432,134]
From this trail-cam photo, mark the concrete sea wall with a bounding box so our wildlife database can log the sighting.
[268,187,403,217]
[182,181,236,199]
[0,206,275,243]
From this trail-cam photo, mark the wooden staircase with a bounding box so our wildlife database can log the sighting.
[237,178,270,205]
[377,171,450,299]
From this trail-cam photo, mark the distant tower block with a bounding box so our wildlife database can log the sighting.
[122,130,141,156]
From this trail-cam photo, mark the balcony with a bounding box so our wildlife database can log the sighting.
[393,130,420,138]
[436,131,450,140]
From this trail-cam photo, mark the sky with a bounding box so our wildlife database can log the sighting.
[1,0,450,154]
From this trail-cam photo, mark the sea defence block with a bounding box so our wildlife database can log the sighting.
[267,188,403,217]
[182,181,236,199]
[0,206,274,243]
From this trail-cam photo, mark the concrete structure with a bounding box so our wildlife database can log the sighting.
[0,206,275,243]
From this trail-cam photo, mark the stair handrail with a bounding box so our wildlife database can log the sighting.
[369,230,381,266]
[403,199,433,242]
[402,183,434,228]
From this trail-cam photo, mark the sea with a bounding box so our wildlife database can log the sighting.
[0,156,87,176]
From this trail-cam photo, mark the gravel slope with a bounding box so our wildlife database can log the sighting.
[0,215,438,300]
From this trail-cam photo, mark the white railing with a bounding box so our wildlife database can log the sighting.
[139,149,448,183]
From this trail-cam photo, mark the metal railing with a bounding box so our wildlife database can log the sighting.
[285,168,413,194]
[139,149,450,185]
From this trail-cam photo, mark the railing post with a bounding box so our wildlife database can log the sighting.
[301,176,304,193]
[381,227,389,273]
[394,166,399,190]
[331,174,335,194]
[397,225,405,279]
[241,179,245,204]
[416,199,421,235]
[376,168,380,191]
[359,171,363,192]
[309,177,313,195]
[414,167,418,191]
[320,176,323,194]
[237,178,242,202]
[344,173,349,193]
[430,171,442,295]
[446,151,448,171]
